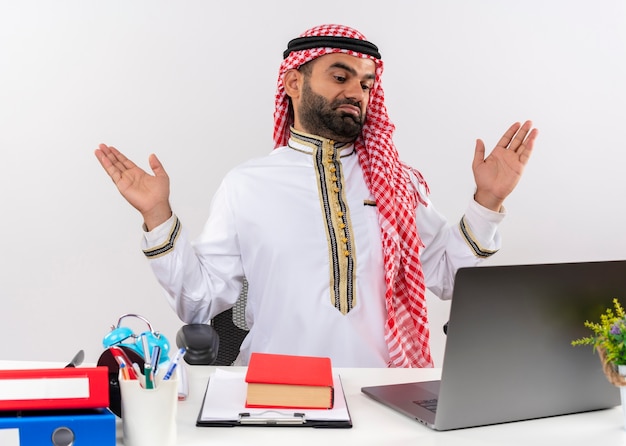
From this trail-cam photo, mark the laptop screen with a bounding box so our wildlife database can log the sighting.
[363,260,625,430]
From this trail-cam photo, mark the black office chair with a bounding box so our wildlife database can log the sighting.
[176,280,249,366]
[211,280,249,365]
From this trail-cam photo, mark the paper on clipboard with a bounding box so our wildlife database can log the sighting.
[197,368,352,427]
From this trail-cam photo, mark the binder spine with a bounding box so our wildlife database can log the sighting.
[0,408,116,446]
[0,367,109,411]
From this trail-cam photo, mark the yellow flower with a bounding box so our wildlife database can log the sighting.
[572,298,626,366]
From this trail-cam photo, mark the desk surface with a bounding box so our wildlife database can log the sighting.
[0,361,623,444]
[129,364,626,446]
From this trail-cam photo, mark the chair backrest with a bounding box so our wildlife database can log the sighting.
[211,280,249,366]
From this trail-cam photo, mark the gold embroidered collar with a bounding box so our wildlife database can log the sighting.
[287,129,356,158]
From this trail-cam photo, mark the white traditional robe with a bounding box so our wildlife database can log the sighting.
[142,134,503,367]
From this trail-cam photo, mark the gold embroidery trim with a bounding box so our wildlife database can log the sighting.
[290,130,357,314]
[459,216,498,258]
[143,217,181,259]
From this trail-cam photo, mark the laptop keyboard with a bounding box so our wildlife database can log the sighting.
[414,398,438,413]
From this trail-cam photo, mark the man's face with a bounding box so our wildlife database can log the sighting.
[294,53,376,143]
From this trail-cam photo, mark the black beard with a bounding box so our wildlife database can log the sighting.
[298,79,363,142]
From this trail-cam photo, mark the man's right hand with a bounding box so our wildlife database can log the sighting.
[95,144,172,231]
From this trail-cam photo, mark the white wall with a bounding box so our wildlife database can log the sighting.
[1,0,624,368]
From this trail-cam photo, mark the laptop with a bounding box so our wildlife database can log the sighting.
[362,260,626,430]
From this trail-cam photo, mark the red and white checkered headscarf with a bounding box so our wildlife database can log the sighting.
[274,24,433,368]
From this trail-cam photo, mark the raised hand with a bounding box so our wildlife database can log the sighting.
[94,144,172,230]
[472,120,538,211]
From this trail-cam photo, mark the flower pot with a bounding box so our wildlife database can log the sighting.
[619,365,626,429]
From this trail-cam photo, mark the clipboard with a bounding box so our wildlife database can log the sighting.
[196,369,352,428]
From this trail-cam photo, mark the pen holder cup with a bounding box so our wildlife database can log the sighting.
[119,371,178,446]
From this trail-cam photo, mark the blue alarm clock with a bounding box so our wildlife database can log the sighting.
[103,313,170,365]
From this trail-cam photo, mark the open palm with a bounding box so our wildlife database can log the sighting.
[472,121,538,211]
[95,144,172,229]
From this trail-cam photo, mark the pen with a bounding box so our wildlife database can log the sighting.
[110,346,138,379]
[139,333,155,389]
[177,358,189,401]
[119,361,130,380]
[143,363,154,390]
[150,345,161,375]
[132,362,142,379]
[163,347,186,381]
[141,333,151,364]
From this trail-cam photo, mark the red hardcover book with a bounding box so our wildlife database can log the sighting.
[0,366,109,411]
[244,353,334,409]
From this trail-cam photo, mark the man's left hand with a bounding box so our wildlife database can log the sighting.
[472,120,538,212]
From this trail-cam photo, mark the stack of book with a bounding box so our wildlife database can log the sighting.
[244,352,335,409]
[0,366,116,445]
[196,352,352,427]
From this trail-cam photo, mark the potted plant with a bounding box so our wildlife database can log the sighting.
[572,298,626,426]
[572,298,626,383]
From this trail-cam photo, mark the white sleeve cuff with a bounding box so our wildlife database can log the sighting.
[141,214,181,258]
[459,200,505,257]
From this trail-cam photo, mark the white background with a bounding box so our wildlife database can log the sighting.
[1,0,624,367]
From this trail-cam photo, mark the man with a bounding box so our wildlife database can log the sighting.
[95,24,537,368]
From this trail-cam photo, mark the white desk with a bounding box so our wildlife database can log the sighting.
[0,361,623,444]
[117,364,626,446]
